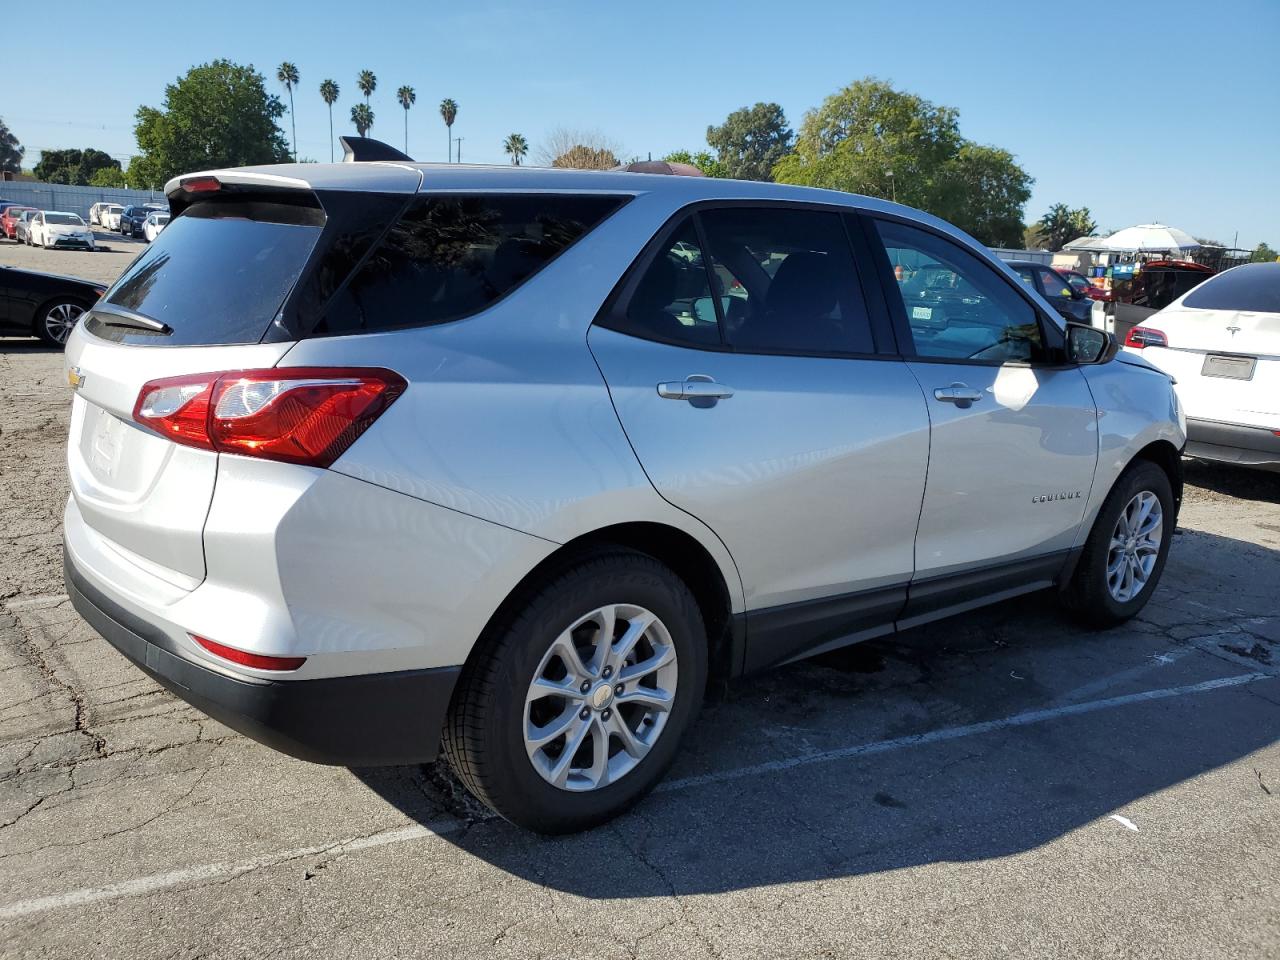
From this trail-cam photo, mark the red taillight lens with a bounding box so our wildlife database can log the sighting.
[133,367,406,467]
[180,176,221,193]
[192,635,306,671]
[1124,326,1168,349]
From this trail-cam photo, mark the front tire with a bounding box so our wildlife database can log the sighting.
[1062,460,1174,627]
[443,549,707,833]
[35,298,86,347]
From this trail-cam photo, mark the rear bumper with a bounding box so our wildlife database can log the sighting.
[65,546,461,766]
[1185,418,1280,472]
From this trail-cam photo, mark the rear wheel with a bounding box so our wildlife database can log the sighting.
[35,299,86,347]
[1062,460,1174,626]
[443,549,707,833]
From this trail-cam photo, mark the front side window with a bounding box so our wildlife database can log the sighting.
[317,193,626,335]
[876,220,1043,363]
[699,207,873,355]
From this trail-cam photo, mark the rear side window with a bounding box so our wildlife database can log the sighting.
[1181,263,1280,313]
[97,199,323,346]
[315,194,627,335]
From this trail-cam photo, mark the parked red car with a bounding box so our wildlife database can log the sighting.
[1,206,37,241]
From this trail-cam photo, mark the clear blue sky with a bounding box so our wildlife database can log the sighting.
[5,0,1278,247]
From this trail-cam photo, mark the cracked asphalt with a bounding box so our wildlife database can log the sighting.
[1,337,1277,959]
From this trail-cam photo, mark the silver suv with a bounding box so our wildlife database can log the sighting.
[63,157,1186,833]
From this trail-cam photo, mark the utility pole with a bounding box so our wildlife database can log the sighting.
[455,137,464,163]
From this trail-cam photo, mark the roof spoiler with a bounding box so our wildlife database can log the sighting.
[340,136,413,163]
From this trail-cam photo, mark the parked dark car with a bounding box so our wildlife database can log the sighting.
[1006,259,1093,323]
[119,203,167,238]
[0,265,106,346]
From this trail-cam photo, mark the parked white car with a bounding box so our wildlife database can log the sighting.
[88,202,110,226]
[29,211,95,250]
[142,211,170,242]
[1124,262,1279,472]
[101,204,125,232]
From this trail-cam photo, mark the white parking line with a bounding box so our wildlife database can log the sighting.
[0,670,1270,921]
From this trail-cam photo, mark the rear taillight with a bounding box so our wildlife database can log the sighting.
[192,635,306,671]
[133,367,406,467]
[1124,326,1168,349]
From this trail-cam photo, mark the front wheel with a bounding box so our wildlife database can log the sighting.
[35,299,86,347]
[1061,460,1174,627]
[443,549,707,833]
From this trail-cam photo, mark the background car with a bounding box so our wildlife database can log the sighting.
[1124,261,1279,472]
[88,202,111,226]
[1006,259,1093,323]
[0,264,105,346]
[142,211,170,242]
[1,205,36,240]
[29,211,95,250]
[101,204,125,231]
[119,203,166,238]
[15,210,38,245]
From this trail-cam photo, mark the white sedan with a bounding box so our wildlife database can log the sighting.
[1124,261,1280,472]
[101,204,125,231]
[142,211,170,242]
[28,211,95,251]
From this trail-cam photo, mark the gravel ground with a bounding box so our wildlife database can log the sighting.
[0,338,1277,959]
[1,227,145,287]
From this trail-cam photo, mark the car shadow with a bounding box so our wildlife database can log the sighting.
[1184,459,1279,503]
[0,337,62,355]
[354,528,1279,897]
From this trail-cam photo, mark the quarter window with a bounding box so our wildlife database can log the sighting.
[1036,267,1073,299]
[876,220,1043,363]
[617,217,721,347]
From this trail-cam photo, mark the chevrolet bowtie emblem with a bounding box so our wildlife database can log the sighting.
[67,367,86,390]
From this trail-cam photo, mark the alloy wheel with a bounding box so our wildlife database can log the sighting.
[1106,490,1163,602]
[523,603,678,792]
[43,303,84,345]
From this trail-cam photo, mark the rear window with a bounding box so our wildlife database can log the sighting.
[94,199,323,346]
[1182,263,1280,313]
[313,193,627,336]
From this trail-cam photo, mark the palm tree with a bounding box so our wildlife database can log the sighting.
[357,70,377,105]
[396,85,416,156]
[503,133,528,166]
[439,98,458,162]
[351,103,374,137]
[276,62,300,162]
[319,79,340,162]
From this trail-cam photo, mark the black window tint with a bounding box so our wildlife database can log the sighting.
[612,217,720,347]
[1182,263,1280,313]
[1036,267,1072,299]
[317,194,625,335]
[98,199,323,346]
[876,220,1043,363]
[699,207,873,355]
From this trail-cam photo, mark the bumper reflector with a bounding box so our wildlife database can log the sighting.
[192,635,306,671]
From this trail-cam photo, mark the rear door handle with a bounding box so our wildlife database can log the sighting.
[657,378,734,401]
[933,383,984,406]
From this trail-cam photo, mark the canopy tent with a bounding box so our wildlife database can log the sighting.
[1062,235,1112,253]
[1100,223,1201,254]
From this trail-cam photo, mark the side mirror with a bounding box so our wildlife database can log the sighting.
[1066,322,1118,365]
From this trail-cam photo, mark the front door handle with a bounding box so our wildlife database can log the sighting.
[933,383,984,406]
[657,378,734,401]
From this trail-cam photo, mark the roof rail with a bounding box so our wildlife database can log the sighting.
[339,136,413,163]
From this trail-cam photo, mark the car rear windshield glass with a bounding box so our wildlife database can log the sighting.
[312,193,627,336]
[1182,263,1280,313]
[98,199,323,346]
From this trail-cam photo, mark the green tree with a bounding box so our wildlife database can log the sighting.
[357,69,377,104]
[503,132,528,165]
[397,85,416,155]
[773,78,1035,245]
[129,60,289,188]
[90,166,129,188]
[319,79,340,162]
[1251,241,1278,263]
[1037,203,1098,252]
[439,98,458,161]
[277,62,300,162]
[662,149,727,178]
[705,102,792,181]
[34,148,122,185]
[0,117,22,174]
[551,144,619,170]
[351,103,374,137]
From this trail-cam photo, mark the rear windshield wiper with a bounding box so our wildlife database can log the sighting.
[90,303,173,335]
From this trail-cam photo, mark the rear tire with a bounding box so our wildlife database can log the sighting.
[1062,460,1174,627]
[443,548,707,833]
[35,298,86,347]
